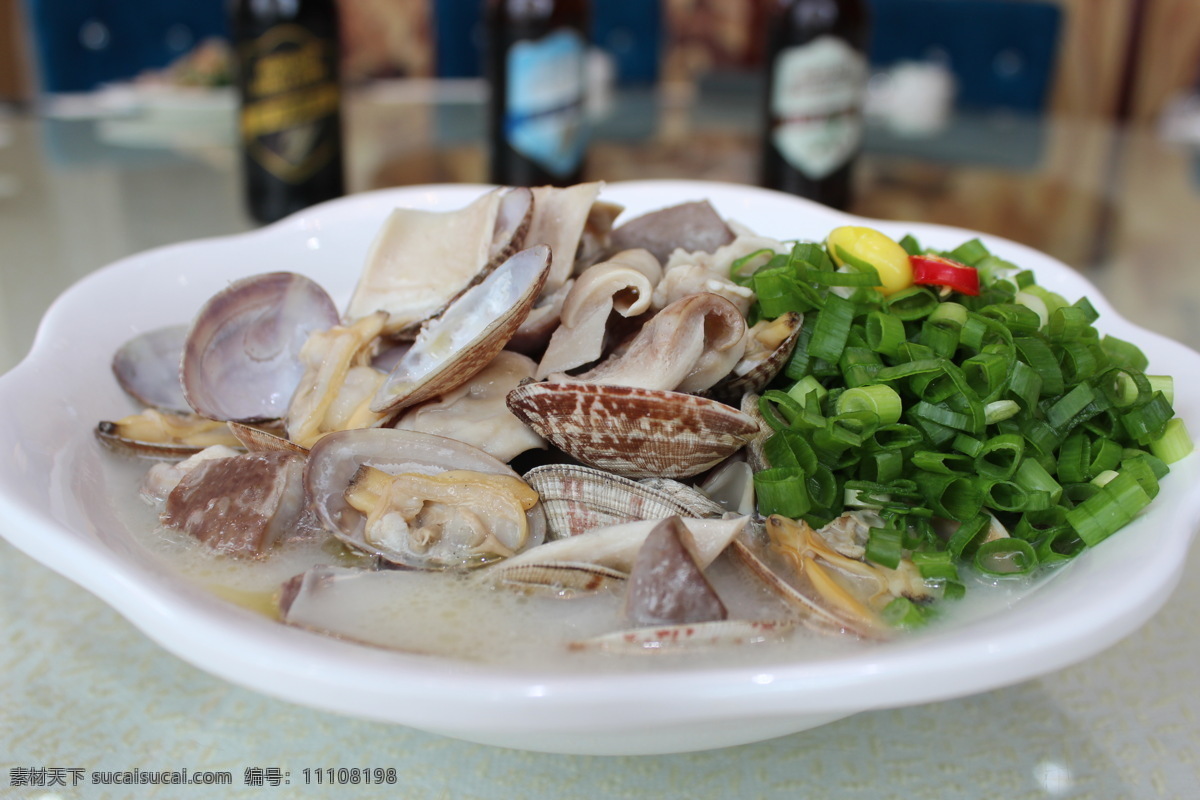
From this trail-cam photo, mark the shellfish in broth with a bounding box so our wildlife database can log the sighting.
[103,184,945,664]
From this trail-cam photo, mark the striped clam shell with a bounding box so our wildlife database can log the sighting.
[524,464,724,540]
[506,382,760,479]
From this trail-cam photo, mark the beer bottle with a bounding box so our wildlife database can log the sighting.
[232,0,345,223]
[485,0,589,187]
[760,0,870,210]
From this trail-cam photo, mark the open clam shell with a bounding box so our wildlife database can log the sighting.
[180,272,339,423]
[304,428,546,569]
[488,186,534,268]
[706,311,804,404]
[343,187,534,339]
[506,382,760,479]
[95,409,244,460]
[111,325,190,413]
[370,245,552,416]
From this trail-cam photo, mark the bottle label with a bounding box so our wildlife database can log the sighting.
[239,24,340,184]
[505,28,587,178]
[770,35,867,180]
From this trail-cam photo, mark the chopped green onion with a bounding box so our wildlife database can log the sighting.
[865,310,906,356]
[753,468,811,517]
[1149,417,1194,464]
[947,513,992,560]
[883,286,939,320]
[1148,375,1174,405]
[1101,334,1149,371]
[882,597,928,629]
[837,384,903,425]
[984,400,1021,424]
[807,294,856,362]
[974,538,1038,576]
[949,238,990,266]
[912,550,959,581]
[866,524,904,569]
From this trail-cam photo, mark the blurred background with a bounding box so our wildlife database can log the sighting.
[1,0,1199,277]
[4,0,1197,118]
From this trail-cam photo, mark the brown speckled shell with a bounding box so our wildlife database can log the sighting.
[228,421,309,454]
[506,382,760,479]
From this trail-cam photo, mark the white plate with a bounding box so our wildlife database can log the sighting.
[2,180,1199,755]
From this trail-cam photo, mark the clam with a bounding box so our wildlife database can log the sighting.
[622,516,727,627]
[95,408,244,459]
[696,458,757,516]
[636,477,729,518]
[343,186,533,338]
[536,249,662,378]
[510,182,606,350]
[286,311,391,448]
[507,381,760,479]
[344,466,540,570]
[394,350,547,463]
[575,199,625,271]
[228,421,308,454]
[111,324,190,413]
[180,272,339,423]
[730,515,931,639]
[525,182,604,292]
[304,428,546,570]
[161,450,308,557]
[740,392,772,473]
[706,312,804,403]
[139,444,242,503]
[551,292,747,394]
[493,561,629,598]
[505,278,575,356]
[370,245,552,416]
[490,516,747,582]
[608,200,735,265]
[524,463,723,539]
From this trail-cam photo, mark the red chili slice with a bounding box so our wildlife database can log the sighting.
[910,254,981,296]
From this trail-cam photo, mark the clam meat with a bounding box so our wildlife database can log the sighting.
[344,465,540,570]
[394,350,547,463]
[304,428,547,569]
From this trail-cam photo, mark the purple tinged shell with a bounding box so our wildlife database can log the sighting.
[180,272,339,423]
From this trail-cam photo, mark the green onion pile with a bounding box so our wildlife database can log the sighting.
[739,227,1194,618]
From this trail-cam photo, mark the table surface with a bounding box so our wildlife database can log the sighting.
[3,80,1200,798]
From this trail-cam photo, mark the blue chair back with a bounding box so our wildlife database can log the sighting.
[867,0,1062,113]
[26,0,229,93]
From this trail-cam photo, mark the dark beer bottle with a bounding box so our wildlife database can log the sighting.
[760,0,870,210]
[232,0,345,223]
[485,0,589,187]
